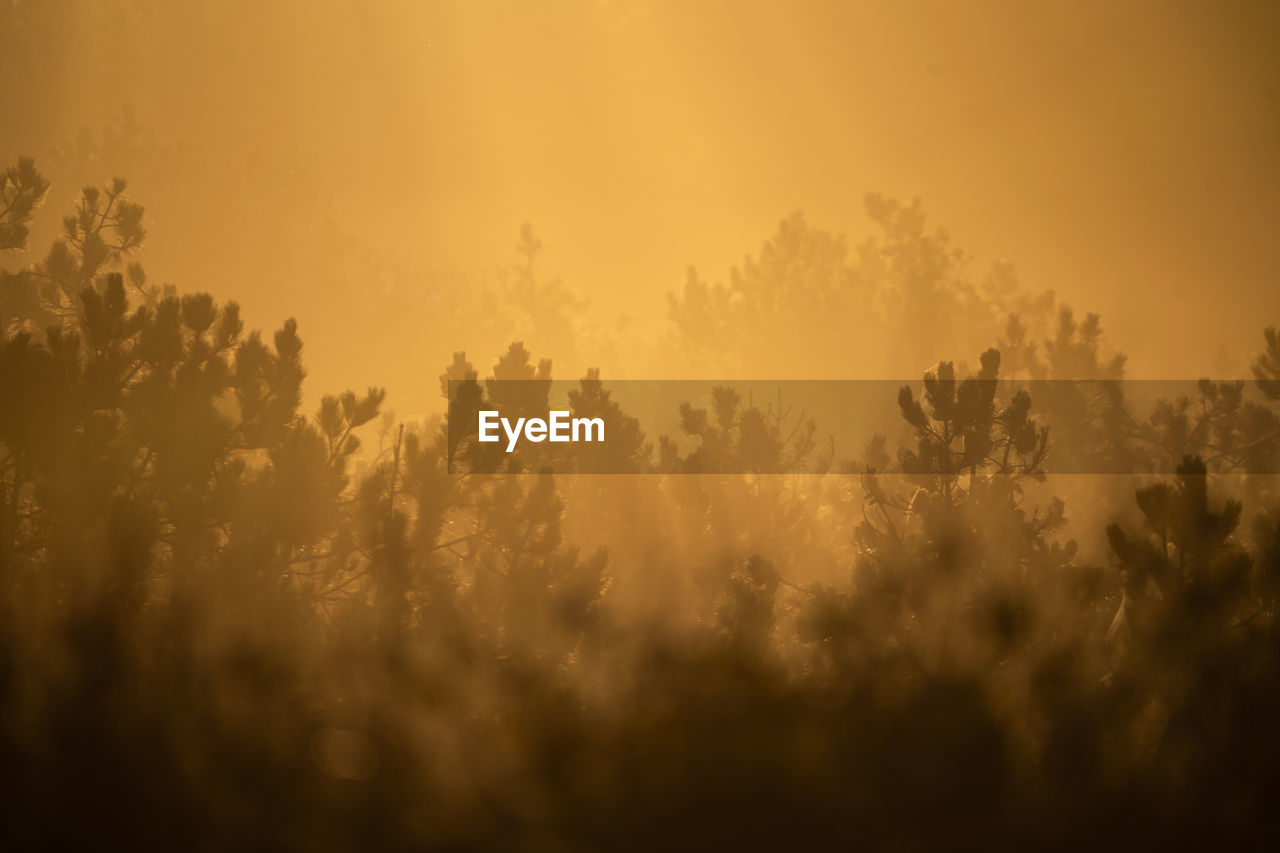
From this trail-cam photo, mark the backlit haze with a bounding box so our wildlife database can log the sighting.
[4,0,1279,408]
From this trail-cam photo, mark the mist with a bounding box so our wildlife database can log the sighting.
[5,0,1279,398]
[4,1,1280,849]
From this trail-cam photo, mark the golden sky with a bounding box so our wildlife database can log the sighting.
[4,0,1279,386]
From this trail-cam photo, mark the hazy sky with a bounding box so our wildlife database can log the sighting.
[4,0,1279,380]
